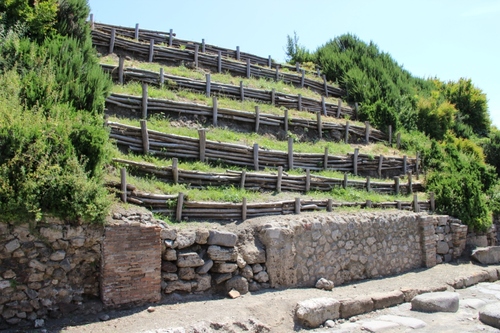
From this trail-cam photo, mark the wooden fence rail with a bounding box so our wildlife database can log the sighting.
[106,93,386,144]
[92,21,314,75]
[108,121,418,178]
[92,29,345,98]
[101,63,356,119]
[113,158,424,194]
[107,176,432,221]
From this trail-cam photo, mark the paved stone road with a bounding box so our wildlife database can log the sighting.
[313,281,500,332]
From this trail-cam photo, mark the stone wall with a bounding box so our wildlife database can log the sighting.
[0,220,103,328]
[257,212,468,288]
[0,210,470,328]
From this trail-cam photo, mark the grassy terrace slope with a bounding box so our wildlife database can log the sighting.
[94,23,430,222]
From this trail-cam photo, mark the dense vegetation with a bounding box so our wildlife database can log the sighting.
[286,33,499,231]
[0,0,112,223]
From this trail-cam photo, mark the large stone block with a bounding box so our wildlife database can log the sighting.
[208,231,237,247]
[295,297,340,328]
[371,290,404,310]
[211,262,238,274]
[225,276,249,295]
[174,231,196,249]
[436,241,449,255]
[479,302,500,329]
[176,252,204,268]
[340,296,374,318]
[207,245,237,262]
[411,291,459,313]
[471,246,500,265]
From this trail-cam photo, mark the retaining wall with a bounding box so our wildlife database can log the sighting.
[1,209,469,328]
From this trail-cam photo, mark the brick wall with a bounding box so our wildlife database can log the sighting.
[100,223,161,307]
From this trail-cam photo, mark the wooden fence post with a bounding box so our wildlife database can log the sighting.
[378,155,383,178]
[159,68,164,86]
[396,201,402,210]
[394,176,400,195]
[268,55,272,68]
[275,65,280,81]
[120,168,127,203]
[337,99,342,118]
[109,28,116,54]
[253,143,259,171]
[284,109,289,133]
[354,102,359,120]
[240,81,245,101]
[168,29,173,47]
[296,62,300,72]
[90,14,94,30]
[217,51,222,73]
[149,39,154,62]
[298,94,302,111]
[324,147,329,170]
[343,173,348,189]
[201,39,205,52]
[388,125,392,146]
[305,169,311,192]
[295,198,301,214]
[271,88,276,106]
[413,194,420,213]
[118,56,125,85]
[288,137,294,170]
[236,46,240,60]
[301,69,305,88]
[140,120,149,154]
[134,23,139,40]
[276,166,283,193]
[241,197,247,220]
[345,121,350,143]
[176,192,184,222]
[353,148,359,176]
[206,73,211,97]
[430,192,435,212]
[240,170,246,189]
[415,152,420,180]
[198,129,206,162]
[255,106,260,133]
[365,121,370,144]
[327,199,333,212]
[317,112,322,139]
[366,200,372,208]
[366,176,371,192]
[246,58,251,78]
[141,83,148,119]
[212,96,218,126]
[397,132,401,149]
[322,96,327,116]
[194,44,199,68]
[407,172,413,194]
[403,155,407,174]
[172,158,179,184]
[323,75,328,97]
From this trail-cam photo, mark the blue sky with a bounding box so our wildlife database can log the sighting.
[88,0,500,128]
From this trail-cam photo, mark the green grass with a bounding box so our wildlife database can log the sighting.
[108,114,409,157]
[101,54,343,104]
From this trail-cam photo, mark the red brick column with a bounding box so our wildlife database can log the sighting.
[101,224,162,307]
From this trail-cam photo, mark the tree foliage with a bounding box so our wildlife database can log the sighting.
[0,0,112,224]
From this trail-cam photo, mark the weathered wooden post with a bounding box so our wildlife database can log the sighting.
[253,143,259,171]
[140,120,149,154]
[148,39,154,62]
[353,148,359,176]
[198,129,206,162]
[141,83,148,119]
[288,137,294,170]
[172,158,179,184]
[176,193,184,222]
[206,73,211,97]
[212,96,218,126]
[120,168,127,203]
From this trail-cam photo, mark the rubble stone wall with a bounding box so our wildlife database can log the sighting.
[0,219,103,328]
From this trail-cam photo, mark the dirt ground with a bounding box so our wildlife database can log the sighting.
[25,260,498,333]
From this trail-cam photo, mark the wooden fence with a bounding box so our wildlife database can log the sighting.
[113,158,424,194]
[107,120,418,178]
[106,92,386,144]
[91,20,313,74]
[91,29,345,98]
[108,171,433,221]
[101,63,356,119]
